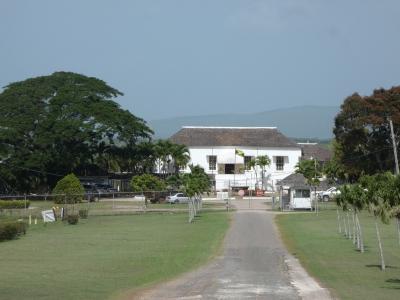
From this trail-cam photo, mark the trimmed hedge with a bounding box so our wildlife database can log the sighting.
[0,220,27,241]
[0,200,30,209]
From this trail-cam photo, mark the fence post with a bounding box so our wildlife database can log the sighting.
[24,194,27,215]
[112,192,115,210]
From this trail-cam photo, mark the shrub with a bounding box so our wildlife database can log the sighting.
[0,220,27,241]
[78,209,88,219]
[66,214,79,225]
[130,174,166,192]
[0,200,30,209]
[52,174,84,204]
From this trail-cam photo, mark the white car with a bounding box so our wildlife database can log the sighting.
[133,194,146,201]
[166,193,189,204]
[321,187,340,201]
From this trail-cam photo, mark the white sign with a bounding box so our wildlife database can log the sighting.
[217,192,229,200]
[42,210,55,222]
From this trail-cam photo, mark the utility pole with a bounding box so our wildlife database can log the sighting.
[389,118,400,175]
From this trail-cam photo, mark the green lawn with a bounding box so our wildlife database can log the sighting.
[276,209,400,300]
[0,211,230,300]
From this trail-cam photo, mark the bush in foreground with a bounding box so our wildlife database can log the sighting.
[67,214,79,225]
[78,209,88,219]
[0,220,27,241]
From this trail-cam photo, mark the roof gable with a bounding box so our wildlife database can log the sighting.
[170,126,298,148]
[300,144,332,162]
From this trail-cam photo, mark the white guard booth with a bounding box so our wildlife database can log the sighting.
[291,187,312,209]
[279,185,312,210]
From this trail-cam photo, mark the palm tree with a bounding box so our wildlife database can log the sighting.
[246,158,258,189]
[154,140,175,178]
[170,144,190,174]
[361,174,392,271]
[351,184,366,252]
[386,174,400,246]
[256,155,271,190]
[336,186,350,238]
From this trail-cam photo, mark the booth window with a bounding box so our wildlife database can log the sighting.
[294,189,310,198]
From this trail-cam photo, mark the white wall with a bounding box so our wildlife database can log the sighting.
[183,146,302,191]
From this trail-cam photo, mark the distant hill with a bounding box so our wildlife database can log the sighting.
[148,105,339,139]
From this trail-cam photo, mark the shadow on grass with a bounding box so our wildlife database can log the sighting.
[383,278,400,290]
[365,264,398,269]
[353,245,371,253]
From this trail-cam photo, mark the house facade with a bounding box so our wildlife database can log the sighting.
[170,126,302,191]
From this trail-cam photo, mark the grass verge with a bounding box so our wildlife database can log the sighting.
[276,209,400,300]
[0,211,230,300]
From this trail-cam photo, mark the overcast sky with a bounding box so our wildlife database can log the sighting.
[1,0,400,120]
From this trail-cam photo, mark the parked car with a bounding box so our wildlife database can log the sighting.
[94,183,117,194]
[82,182,117,201]
[133,194,146,201]
[321,187,340,201]
[166,193,189,204]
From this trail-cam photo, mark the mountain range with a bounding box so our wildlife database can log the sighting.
[148,105,339,139]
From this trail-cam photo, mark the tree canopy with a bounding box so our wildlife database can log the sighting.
[130,174,166,192]
[295,159,322,186]
[334,86,400,181]
[0,72,153,193]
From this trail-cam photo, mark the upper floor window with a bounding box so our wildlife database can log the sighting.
[275,156,284,171]
[244,156,254,170]
[208,155,217,170]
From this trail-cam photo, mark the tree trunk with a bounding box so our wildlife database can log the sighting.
[375,217,385,271]
[337,208,342,234]
[347,211,352,239]
[356,213,364,253]
[352,211,356,245]
[355,214,360,250]
[397,217,400,246]
[343,210,348,237]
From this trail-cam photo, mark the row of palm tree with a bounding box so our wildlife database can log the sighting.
[153,140,190,177]
[336,172,400,271]
[245,155,271,190]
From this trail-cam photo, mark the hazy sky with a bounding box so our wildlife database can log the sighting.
[1,0,400,120]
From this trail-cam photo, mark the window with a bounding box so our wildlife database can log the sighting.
[244,156,254,170]
[275,156,284,171]
[294,189,310,198]
[208,155,217,170]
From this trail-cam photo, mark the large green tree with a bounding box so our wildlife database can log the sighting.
[0,72,152,193]
[334,87,400,181]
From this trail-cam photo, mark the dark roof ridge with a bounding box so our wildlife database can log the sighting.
[170,126,299,148]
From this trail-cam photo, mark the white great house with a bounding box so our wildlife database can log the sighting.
[170,126,302,191]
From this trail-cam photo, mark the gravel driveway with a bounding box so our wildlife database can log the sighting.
[134,199,332,300]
